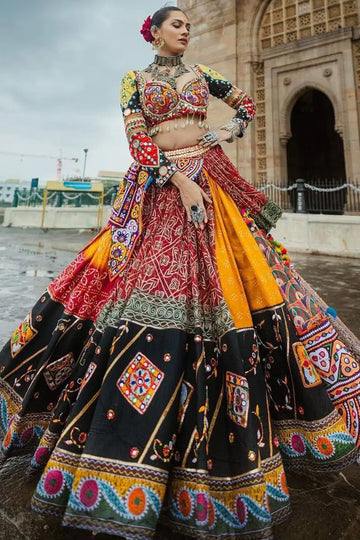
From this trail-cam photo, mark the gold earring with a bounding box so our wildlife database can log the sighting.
[152,37,165,50]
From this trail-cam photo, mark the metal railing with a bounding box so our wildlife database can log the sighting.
[258,178,360,214]
[8,179,360,215]
[12,185,118,208]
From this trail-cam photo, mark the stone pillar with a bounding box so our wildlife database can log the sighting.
[179,0,258,181]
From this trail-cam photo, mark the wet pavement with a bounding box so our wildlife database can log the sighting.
[0,227,359,539]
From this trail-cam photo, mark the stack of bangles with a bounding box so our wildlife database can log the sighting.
[199,118,245,145]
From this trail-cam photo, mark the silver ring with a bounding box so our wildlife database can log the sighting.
[201,131,218,144]
[190,204,204,223]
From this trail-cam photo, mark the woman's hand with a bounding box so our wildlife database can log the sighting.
[170,172,211,230]
[198,129,231,148]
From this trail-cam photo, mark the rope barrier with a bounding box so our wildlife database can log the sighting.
[13,182,359,212]
[34,192,56,201]
[259,184,296,192]
[304,183,347,192]
[304,183,360,193]
[16,192,32,201]
[104,187,117,197]
[62,192,82,200]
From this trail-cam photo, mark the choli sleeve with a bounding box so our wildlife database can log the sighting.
[120,71,177,186]
[196,64,256,138]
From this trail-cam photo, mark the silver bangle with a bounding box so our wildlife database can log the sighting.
[200,131,219,144]
[220,118,246,142]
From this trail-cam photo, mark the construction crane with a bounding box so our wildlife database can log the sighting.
[0,151,79,180]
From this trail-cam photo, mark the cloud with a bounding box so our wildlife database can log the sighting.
[0,0,164,183]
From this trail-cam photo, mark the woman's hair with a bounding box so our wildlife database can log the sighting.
[151,6,186,29]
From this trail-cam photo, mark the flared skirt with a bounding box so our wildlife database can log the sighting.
[0,146,360,539]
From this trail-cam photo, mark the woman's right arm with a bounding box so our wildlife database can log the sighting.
[170,172,211,230]
[120,71,177,187]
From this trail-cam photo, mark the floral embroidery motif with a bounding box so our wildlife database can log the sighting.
[175,157,204,181]
[292,342,322,388]
[120,70,178,188]
[136,68,209,126]
[275,409,356,470]
[108,167,150,281]
[117,352,164,414]
[225,371,249,427]
[33,450,290,537]
[151,433,177,462]
[197,64,256,132]
[43,353,76,391]
[96,291,234,340]
[143,82,179,116]
[10,313,37,358]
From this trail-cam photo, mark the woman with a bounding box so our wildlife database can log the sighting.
[1,5,360,539]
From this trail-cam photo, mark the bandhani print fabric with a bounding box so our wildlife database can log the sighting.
[0,155,360,535]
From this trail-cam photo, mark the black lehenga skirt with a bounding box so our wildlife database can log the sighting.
[0,145,360,539]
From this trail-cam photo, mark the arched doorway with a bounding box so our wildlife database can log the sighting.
[286,89,346,213]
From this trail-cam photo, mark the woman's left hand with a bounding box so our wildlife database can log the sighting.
[198,129,231,148]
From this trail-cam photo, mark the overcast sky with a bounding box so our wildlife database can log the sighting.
[0,0,169,184]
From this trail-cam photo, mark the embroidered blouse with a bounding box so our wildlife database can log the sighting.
[120,63,256,187]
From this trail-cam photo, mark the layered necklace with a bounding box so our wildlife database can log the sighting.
[144,54,190,90]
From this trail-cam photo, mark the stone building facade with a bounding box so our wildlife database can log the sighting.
[179,0,360,186]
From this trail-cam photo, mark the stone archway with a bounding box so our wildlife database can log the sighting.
[287,88,346,182]
[250,0,359,183]
[286,88,347,212]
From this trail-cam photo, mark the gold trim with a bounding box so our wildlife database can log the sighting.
[181,426,197,468]
[3,346,47,380]
[266,391,273,458]
[281,305,297,419]
[195,347,205,376]
[54,448,168,475]
[103,327,146,381]
[138,374,184,463]
[251,302,285,316]
[59,328,146,440]
[60,389,101,441]
[207,384,224,441]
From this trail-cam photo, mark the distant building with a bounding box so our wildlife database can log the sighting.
[97,171,124,191]
[0,179,28,204]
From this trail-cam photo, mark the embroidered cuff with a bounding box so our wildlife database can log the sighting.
[155,163,178,187]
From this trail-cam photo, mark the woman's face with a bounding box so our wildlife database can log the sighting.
[153,11,191,56]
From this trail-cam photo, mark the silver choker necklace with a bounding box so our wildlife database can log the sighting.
[144,54,190,89]
[153,54,184,67]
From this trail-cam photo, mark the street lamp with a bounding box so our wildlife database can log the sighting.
[82,148,88,181]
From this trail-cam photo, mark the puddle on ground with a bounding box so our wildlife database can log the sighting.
[25,269,55,277]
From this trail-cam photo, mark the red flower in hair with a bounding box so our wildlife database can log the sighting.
[140,16,153,43]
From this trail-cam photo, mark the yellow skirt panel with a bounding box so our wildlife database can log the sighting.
[206,171,283,329]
